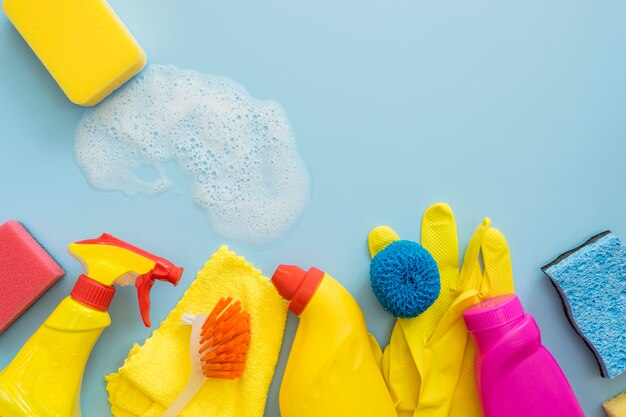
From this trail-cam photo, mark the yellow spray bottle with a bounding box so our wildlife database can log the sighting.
[271,265,397,417]
[0,233,183,417]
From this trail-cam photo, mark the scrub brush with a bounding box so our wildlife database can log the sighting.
[162,297,251,417]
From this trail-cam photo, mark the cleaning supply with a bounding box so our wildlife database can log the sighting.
[0,220,64,334]
[464,294,585,417]
[604,390,626,417]
[542,231,626,379]
[3,0,146,105]
[0,233,182,417]
[106,246,288,417]
[271,265,397,417]
[162,297,251,417]
[368,202,514,417]
[369,239,440,318]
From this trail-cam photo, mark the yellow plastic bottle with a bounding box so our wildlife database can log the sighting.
[271,265,397,417]
[0,234,183,417]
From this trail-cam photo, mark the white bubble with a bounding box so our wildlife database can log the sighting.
[74,65,310,244]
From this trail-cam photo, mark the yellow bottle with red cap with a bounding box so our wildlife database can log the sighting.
[0,234,183,417]
[271,265,397,417]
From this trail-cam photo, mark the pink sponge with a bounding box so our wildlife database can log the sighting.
[0,220,64,334]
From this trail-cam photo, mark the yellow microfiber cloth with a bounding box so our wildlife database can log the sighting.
[105,246,288,417]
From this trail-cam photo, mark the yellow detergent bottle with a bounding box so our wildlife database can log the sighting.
[0,234,183,417]
[271,265,397,417]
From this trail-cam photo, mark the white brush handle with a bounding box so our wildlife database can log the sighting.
[162,314,208,417]
[162,370,205,417]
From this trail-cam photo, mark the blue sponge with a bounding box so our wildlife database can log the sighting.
[542,231,626,379]
[370,240,440,318]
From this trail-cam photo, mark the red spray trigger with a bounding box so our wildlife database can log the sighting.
[136,258,184,327]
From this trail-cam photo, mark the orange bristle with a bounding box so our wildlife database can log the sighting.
[199,297,251,379]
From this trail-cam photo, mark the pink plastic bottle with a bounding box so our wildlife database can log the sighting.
[463,294,585,417]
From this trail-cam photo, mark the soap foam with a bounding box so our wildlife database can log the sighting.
[75,65,310,244]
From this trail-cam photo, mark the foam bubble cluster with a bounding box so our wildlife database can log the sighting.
[74,65,310,244]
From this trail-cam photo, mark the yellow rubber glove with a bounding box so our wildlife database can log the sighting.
[369,203,514,417]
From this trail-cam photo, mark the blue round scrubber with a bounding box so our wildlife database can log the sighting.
[370,240,440,318]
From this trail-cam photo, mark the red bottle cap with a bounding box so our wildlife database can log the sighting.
[271,265,324,316]
[463,294,524,333]
[71,274,116,311]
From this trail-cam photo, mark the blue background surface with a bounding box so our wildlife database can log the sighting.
[1,0,625,415]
